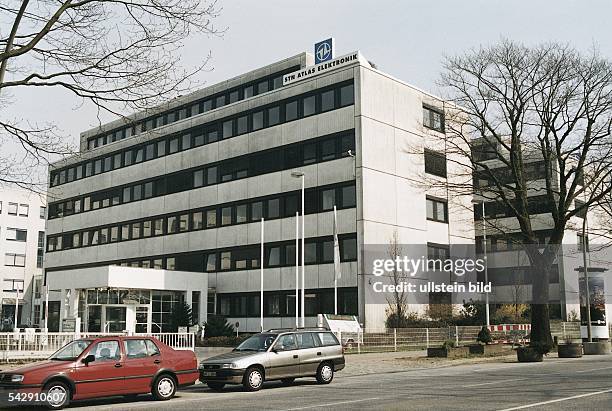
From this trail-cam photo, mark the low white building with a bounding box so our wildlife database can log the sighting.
[46,265,207,333]
[0,186,46,329]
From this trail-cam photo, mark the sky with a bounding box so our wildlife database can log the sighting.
[4,0,612,153]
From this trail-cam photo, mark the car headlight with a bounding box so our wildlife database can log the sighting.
[221,363,237,369]
[11,375,24,383]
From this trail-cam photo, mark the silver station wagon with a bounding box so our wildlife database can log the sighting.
[199,328,345,391]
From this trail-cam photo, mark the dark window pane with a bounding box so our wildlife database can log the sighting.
[321,139,336,160]
[182,133,191,150]
[322,189,336,211]
[169,138,179,154]
[303,95,316,116]
[157,140,166,157]
[304,243,317,264]
[303,143,317,165]
[202,100,212,112]
[124,150,133,166]
[342,185,356,208]
[192,211,204,230]
[194,133,205,147]
[113,153,122,169]
[221,207,232,225]
[268,198,280,218]
[215,95,225,108]
[251,201,263,221]
[252,111,264,131]
[133,184,142,201]
[144,182,153,199]
[194,170,204,188]
[229,90,239,103]
[286,100,298,121]
[134,147,144,163]
[206,209,217,228]
[222,120,233,139]
[340,84,355,106]
[207,129,218,143]
[257,81,268,94]
[168,216,178,233]
[268,106,280,126]
[236,204,247,223]
[237,116,248,135]
[207,167,217,185]
[123,187,131,203]
[321,90,335,112]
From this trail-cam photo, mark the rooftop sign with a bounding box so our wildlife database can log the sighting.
[283,51,361,86]
[314,38,335,64]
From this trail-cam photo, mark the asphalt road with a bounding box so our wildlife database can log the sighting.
[44,354,612,410]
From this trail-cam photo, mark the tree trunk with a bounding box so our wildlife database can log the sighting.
[529,257,554,353]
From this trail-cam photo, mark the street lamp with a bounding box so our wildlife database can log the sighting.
[291,171,305,327]
[473,199,490,327]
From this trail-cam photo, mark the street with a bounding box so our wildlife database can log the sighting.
[65,353,612,410]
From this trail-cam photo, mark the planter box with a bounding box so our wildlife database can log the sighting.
[517,346,543,362]
[427,346,470,358]
[557,343,583,358]
[468,343,512,356]
[583,341,611,355]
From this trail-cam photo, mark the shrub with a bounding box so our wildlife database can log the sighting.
[200,335,250,347]
[203,315,234,338]
[477,326,493,344]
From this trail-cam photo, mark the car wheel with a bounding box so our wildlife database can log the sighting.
[281,378,295,385]
[243,366,264,391]
[43,381,70,410]
[316,362,334,384]
[207,382,225,391]
[152,374,176,401]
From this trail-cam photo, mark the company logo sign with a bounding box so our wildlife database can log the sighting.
[315,38,334,64]
[283,52,361,86]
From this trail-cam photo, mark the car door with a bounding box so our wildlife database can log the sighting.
[73,339,125,398]
[121,338,162,393]
[296,332,320,375]
[267,334,300,379]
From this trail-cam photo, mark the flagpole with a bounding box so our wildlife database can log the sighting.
[333,206,339,315]
[260,218,264,332]
[295,211,299,328]
[14,284,20,329]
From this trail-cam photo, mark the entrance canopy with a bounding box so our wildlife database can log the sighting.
[46,265,207,292]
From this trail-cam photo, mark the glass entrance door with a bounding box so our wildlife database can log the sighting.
[135,306,148,333]
[105,307,126,332]
[88,305,102,332]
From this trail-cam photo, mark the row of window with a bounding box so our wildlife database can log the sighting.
[0,202,43,218]
[216,287,358,318]
[475,230,554,253]
[85,66,300,150]
[46,181,356,252]
[52,81,355,187]
[473,161,548,187]
[48,131,355,219]
[45,233,358,274]
[473,195,555,221]
[203,234,357,272]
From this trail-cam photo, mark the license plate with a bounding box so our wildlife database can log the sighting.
[202,372,216,377]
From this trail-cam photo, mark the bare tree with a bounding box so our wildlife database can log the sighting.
[0,0,221,190]
[385,231,409,328]
[423,40,612,352]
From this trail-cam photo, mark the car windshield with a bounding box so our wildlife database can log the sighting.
[234,333,277,352]
[50,340,92,361]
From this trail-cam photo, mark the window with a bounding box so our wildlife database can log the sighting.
[321,139,336,160]
[424,149,447,177]
[124,339,148,359]
[321,90,335,112]
[89,340,121,362]
[244,85,254,98]
[220,251,231,270]
[206,209,217,228]
[251,201,263,221]
[142,220,152,237]
[267,198,280,219]
[5,253,26,267]
[252,111,264,131]
[304,242,317,264]
[207,166,218,185]
[426,197,448,223]
[322,189,336,211]
[222,120,233,139]
[229,90,240,104]
[221,207,232,226]
[236,204,247,223]
[303,95,316,116]
[169,138,179,154]
[192,211,204,230]
[341,185,356,208]
[286,100,298,121]
[215,95,225,108]
[268,106,280,126]
[124,150,133,166]
[266,246,281,267]
[237,116,248,135]
[179,214,189,232]
[341,237,357,261]
[6,228,27,242]
[153,218,164,236]
[145,143,155,160]
[8,202,17,215]
[167,216,178,233]
[193,170,204,188]
[257,80,269,94]
[205,253,217,272]
[340,84,354,106]
[423,105,445,132]
[297,333,316,349]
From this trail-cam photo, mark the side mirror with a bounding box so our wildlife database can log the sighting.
[271,347,278,353]
[82,354,95,365]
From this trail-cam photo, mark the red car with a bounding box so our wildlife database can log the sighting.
[0,336,198,409]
